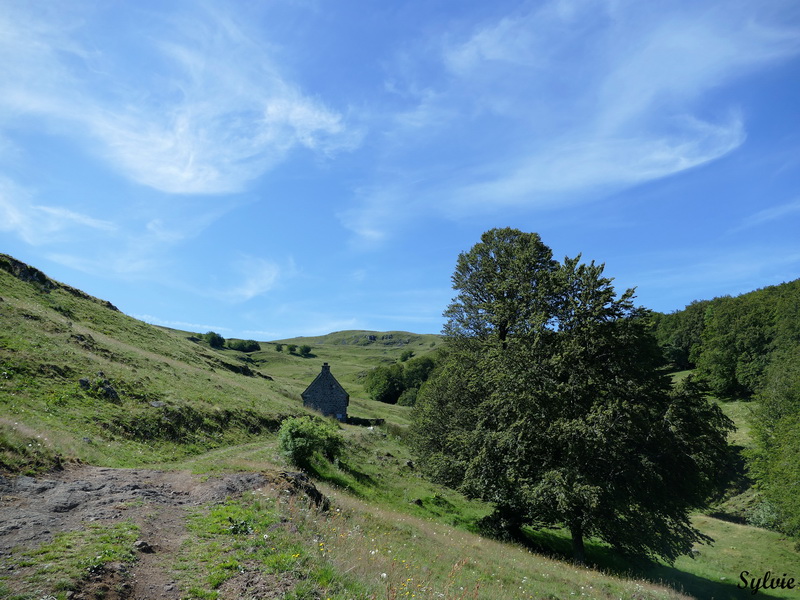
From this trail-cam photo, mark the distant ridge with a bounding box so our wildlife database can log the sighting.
[272,330,441,347]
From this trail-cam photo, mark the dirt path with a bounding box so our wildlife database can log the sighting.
[0,465,269,599]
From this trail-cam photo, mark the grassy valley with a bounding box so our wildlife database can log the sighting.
[2,255,799,599]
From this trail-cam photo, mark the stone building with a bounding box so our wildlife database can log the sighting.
[301,363,349,422]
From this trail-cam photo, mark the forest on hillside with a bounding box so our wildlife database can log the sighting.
[652,279,800,398]
[652,279,800,540]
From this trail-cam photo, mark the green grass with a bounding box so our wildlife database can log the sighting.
[1,262,434,469]
[171,487,690,600]
[716,400,755,449]
[0,521,139,598]
[644,515,800,600]
[0,266,310,468]
[0,419,63,474]
[174,492,372,599]
[520,515,800,600]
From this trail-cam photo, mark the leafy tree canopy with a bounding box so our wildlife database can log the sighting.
[226,339,260,352]
[652,278,800,398]
[364,363,405,404]
[363,355,437,406]
[412,228,733,564]
[203,331,225,349]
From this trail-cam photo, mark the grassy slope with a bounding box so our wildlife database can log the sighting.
[0,263,302,468]
[261,330,443,425]
[1,256,797,599]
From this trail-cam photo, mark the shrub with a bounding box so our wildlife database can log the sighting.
[299,344,312,357]
[364,364,404,404]
[278,417,344,469]
[204,331,225,349]
[748,500,782,531]
[363,356,436,405]
[275,344,283,352]
[226,339,260,352]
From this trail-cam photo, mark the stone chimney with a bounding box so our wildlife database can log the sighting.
[321,362,330,372]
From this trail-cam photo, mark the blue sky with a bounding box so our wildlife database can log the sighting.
[1,0,799,339]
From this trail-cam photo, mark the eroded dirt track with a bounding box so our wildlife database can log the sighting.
[0,465,269,599]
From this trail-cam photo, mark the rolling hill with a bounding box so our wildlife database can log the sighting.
[2,253,799,600]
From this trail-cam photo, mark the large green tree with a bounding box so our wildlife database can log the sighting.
[412,228,733,563]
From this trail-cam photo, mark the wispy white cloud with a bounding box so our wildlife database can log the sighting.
[344,0,800,241]
[338,186,409,246]
[634,245,800,307]
[240,329,282,340]
[350,269,368,283]
[36,206,117,232]
[220,255,285,303]
[0,2,355,195]
[0,177,116,245]
[450,114,746,210]
[45,251,166,280]
[290,317,362,338]
[133,314,231,333]
[40,204,233,281]
[732,198,800,232]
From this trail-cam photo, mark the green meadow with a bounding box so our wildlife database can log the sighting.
[2,256,799,599]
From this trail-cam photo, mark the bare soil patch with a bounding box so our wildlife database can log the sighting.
[0,465,269,599]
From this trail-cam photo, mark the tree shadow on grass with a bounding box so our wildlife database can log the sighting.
[641,563,791,600]
[307,458,376,498]
[520,528,787,600]
[335,459,376,485]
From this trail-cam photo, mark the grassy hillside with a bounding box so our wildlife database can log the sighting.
[2,254,799,599]
[0,255,435,468]
[254,330,443,426]
[1,255,299,469]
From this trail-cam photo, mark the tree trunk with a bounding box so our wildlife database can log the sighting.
[570,522,586,565]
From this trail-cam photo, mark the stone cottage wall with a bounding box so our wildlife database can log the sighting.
[301,363,349,421]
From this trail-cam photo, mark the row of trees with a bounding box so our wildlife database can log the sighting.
[201,333,320,358]
[652,279,800,398]
[275,343,312,356]
[411,228,733,563]
[201,332,261,353]
[363,355,436,406]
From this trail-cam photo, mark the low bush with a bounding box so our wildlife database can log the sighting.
[278,416,343,469]
[203,331,225,349]
[226,339,261,352]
